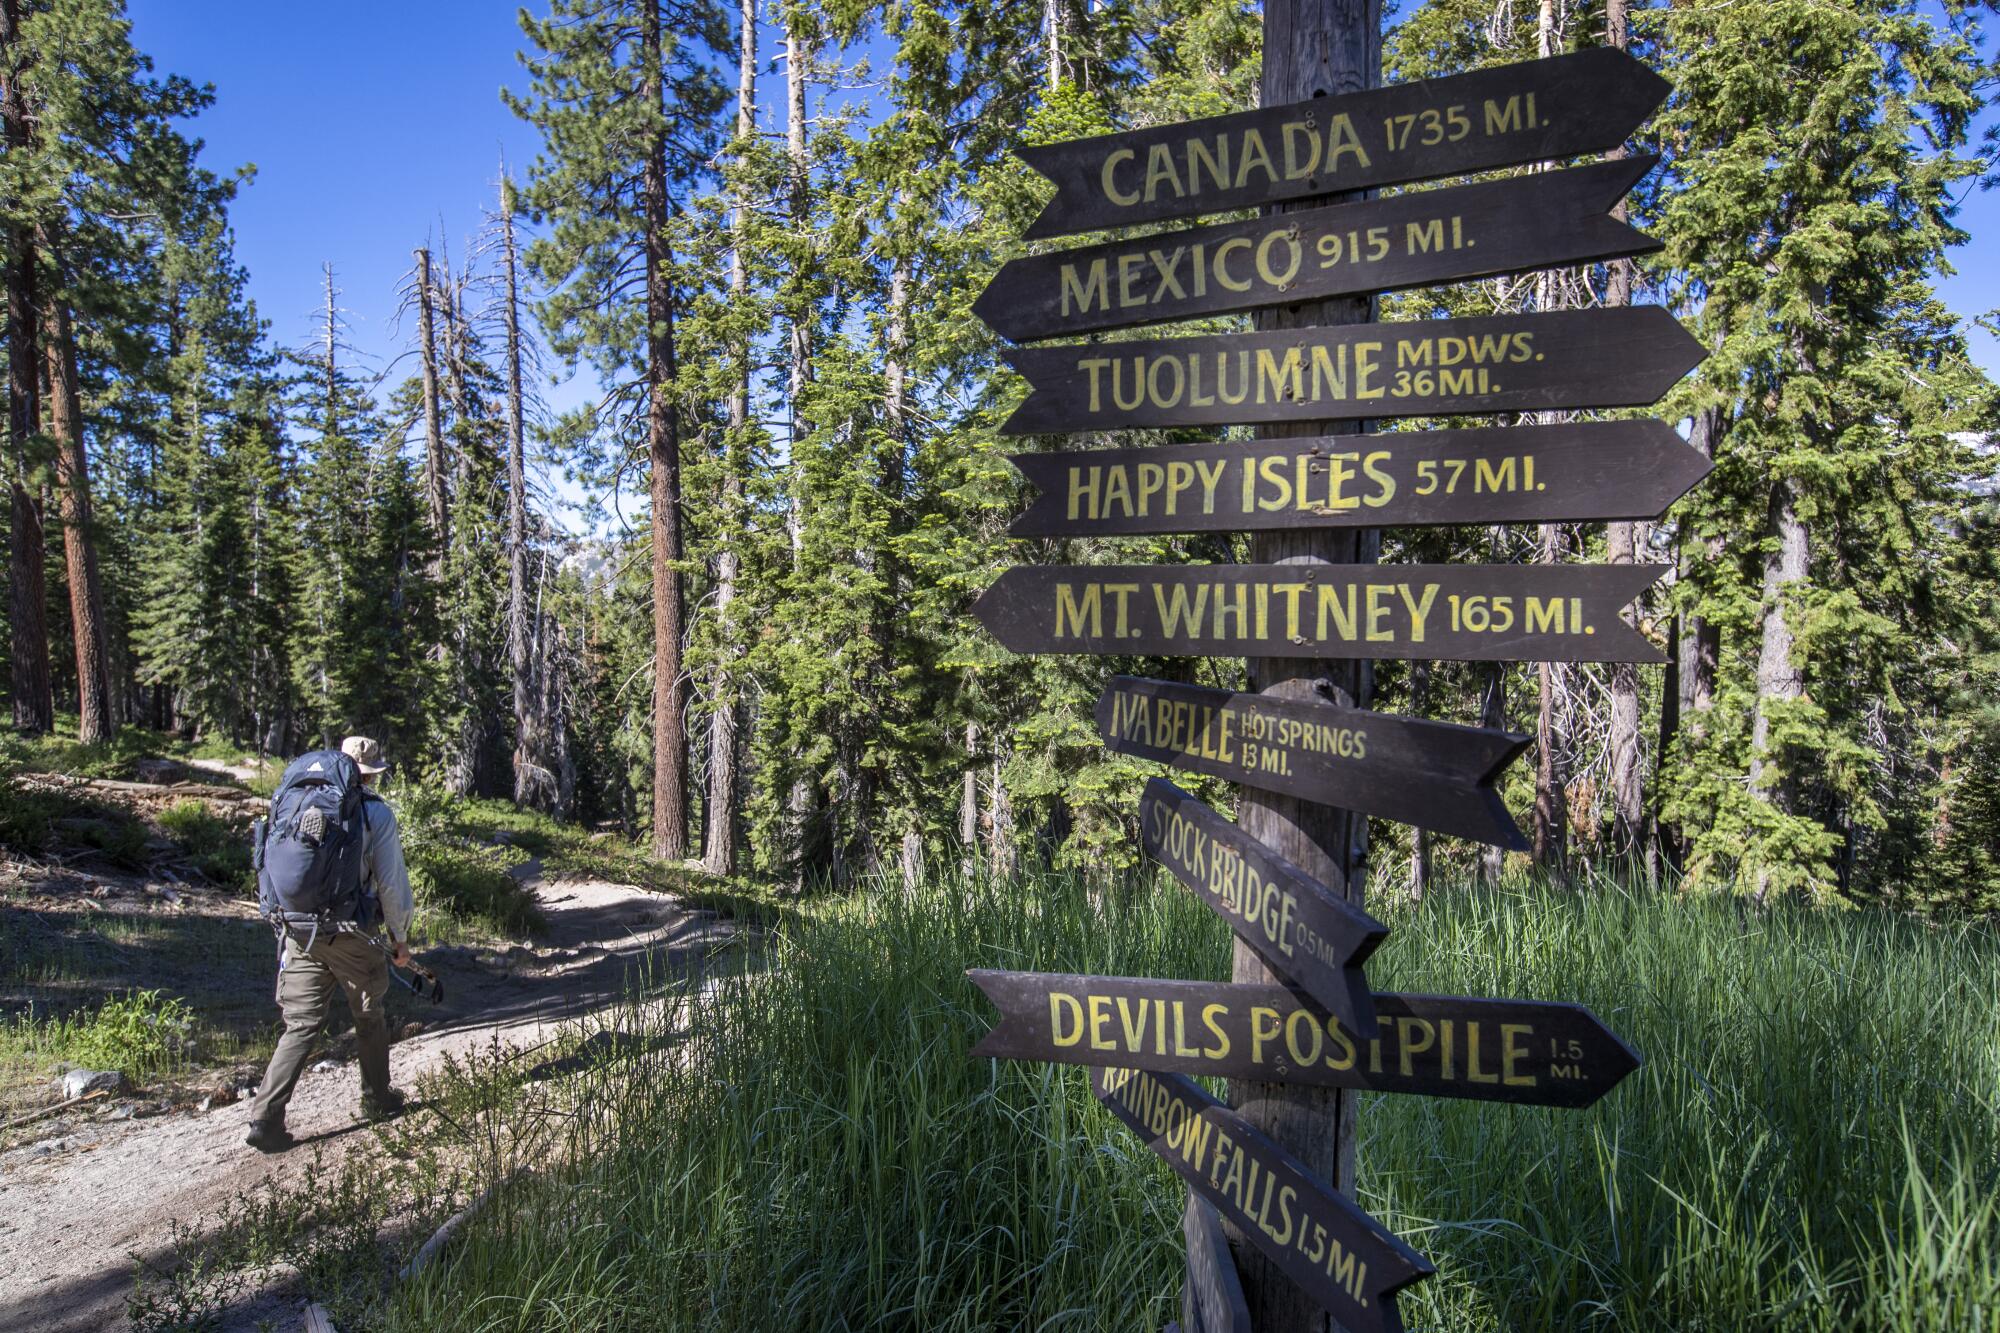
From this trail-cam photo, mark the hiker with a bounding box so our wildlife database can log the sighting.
[245,736,415,1153]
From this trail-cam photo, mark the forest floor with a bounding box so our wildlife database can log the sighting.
[0,753,750,1333]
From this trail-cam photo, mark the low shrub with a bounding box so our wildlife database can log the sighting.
[157,799,253,889]
[396,785,545,940]
[9,989,199,1082]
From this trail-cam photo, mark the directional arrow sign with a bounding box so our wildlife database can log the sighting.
[1009,420,1711,537]
[973,971,1643,1108]
[1141,778,1389,1034]
[1092,1065,1433,1333]
[981,156,1659,342]
[1183,1196,1252,1333]
[999,306,1705,434]
[973,562,1667,663]
[1021,48,1670,239]
[1122,685,1528,848]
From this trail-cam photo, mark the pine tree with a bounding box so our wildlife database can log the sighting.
[1655,0,1995,899]
[507,0,729,860]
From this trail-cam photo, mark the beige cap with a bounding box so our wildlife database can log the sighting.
[340,735,390,776]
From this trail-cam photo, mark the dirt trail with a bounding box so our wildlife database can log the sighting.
[0,865,736,1333]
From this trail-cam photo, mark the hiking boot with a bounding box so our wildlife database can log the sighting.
[360,1088,407,1121]
[245,1119,294,1154]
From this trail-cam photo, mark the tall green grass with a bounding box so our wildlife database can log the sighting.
[387,872,1999,1332]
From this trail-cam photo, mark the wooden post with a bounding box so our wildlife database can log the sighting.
[1227,0,1379,1327]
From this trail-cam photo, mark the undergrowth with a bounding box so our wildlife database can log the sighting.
[4,989,198,1082]
[372,868,2000,1333]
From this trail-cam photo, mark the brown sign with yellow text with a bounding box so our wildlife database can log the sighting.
[981,156,1658,342]
[1120,683,1529,847]
[1019,48,1669,238]
[1008,419,1711,536]
[1092,1065,1433,1333]
[1140,777,1388,1034]
[972,970,1642,1108]
[974,562,1667,663]
[999,307,1706,434]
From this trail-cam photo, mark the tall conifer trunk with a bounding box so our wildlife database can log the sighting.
[44,294,112,743]
[412,248,450,570]
[1529,0,1567,875]
[781,1,817,879]
[2,0,52,735]
[783,4,812,569]
[642,0,688,861]
[704,0,756,877]
[1748,477,1808,899]
[1602,0,1646,860]
[500,177,547,810]
[959,722,980,877]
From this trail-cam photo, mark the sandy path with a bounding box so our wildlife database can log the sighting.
[0,868,736,1333]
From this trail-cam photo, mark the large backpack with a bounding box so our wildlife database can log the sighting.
[255,749,372,941]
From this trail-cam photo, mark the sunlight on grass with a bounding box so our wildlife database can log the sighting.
[381,869,2000,1332]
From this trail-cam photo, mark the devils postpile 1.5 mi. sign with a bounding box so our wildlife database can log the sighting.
[980,156,1659,343]
[1008,419,1712,537]
[972,971,1642,1109]
[1141,777,1388,1033]
[1020,48,1669,238]
[1093,1065,1434,1333]
[999,306,1706,434]
[1118,683,1529,847]
[974,562,1667,663]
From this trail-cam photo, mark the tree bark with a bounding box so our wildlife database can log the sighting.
[1677,405,1722,724]
[782,2,813,570]
[1228,1,1377,1327]
[1601,0,1645,860]
[642,0,689,861]
[499,178,549,811]
[44,294,112,744]
[704,0,756,878]
[2,0,52,735]
[985,748,1014,879]
[1748,476,1808,897]
[960,721,980,877]
[781,1,816,877]
[412,248,450,567]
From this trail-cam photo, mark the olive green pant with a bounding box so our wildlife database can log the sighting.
[249,929,392,1127]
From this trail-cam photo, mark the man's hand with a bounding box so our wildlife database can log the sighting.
[392,940,413,969]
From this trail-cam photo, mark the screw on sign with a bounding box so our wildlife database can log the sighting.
[978,156,1661,343]
[971,971,1642,1109]
[1139,777,1388,1035]
[1092,1065,1434,1333]
[998,306,1707,435]
[974,562,1668,664]
[1006,419,1713,538]
[1017,48,1670,238]
[1113,681,1530,848]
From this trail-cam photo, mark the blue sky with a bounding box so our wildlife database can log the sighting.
[125,0,2000,408]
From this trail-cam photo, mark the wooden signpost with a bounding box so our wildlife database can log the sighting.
[1092,1065,1434,1333]
[999,306,1706,434]
[1141,777,1388,1035]
[1184,1197,1254,1333]
[974,562,1668,663]
[972,970,1642,1109]
[1008,420,1713,537]
[964,30,1694,1331]
[1019,48,1670,239]
[980,156,1659,342]
[1117,683,1530,847]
